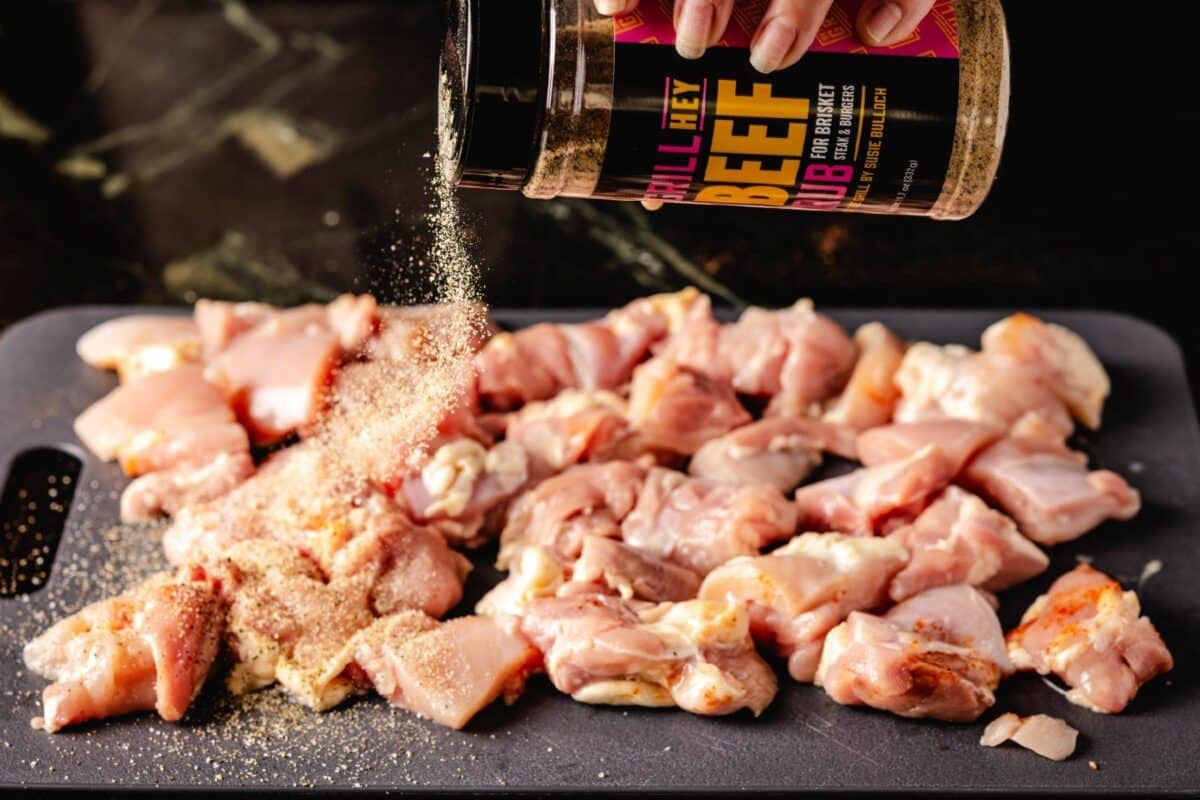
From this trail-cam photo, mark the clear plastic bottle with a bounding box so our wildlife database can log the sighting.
[440,0,1008,220]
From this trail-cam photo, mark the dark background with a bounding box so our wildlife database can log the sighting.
[0,2,1195,384]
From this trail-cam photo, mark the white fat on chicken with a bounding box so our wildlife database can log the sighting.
[480,534,701,624]
[522,594,776,716]
[476,545,569,620]
[418,438,528,518]
[700,533,908,681]
[76,315,203,382]
[980,712,1078,761]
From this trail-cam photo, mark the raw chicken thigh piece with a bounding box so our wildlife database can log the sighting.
[74,365,248,474]
[500,462,790,579]
[203,306,342,444]
[481,535,702,618]
[856,420,1004,474]
[476,545,569,619]
[211,540,376,711]
[497,461,647,569]
[120,451,256,523]
[24,573,222,732]
[569,288,713,393]
[822,322,906,431]
[363,302,493,362]
[327,513,471,619]
[572,535,702,602]
[399,438,529,547]
[194,299,276,359]
[887,486,1048,602]
[961,437,1140,545]
[699,533,908,681]
[1006,564,1173,713]
[198,294,383,444]
[718,300,857,414]
[894,342,1074,442]
[76,315,202,381]
[353,612,540,729]
[621,467,799,575]
[981,313,1110,429]
[793,445,953,535]
[885,584,1012,670]
[320,359,490,492]
[475,289,708,411]
[689,417,858,492]
[74,364,254,522]
[473,324,577,411]
[605,287,712,349]
[627,357,750,456]
[521,593,777,716]
[324,294,380,351]
[195,294,378,359]
[816,585,1010,722]
[163,441,472,619]
[505,389,641,476]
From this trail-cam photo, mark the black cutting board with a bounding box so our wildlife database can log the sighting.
[1,306,1197,796]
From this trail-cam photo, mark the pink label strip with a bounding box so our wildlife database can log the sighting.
[614,0,960,58]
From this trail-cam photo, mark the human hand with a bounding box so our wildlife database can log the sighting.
[593,0,937,73]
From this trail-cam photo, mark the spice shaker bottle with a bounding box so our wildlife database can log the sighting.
[440,0,1008,220]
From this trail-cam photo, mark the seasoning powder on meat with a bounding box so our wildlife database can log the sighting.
[314,92,489,486]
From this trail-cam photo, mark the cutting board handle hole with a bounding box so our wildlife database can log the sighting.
[1,447,82,598]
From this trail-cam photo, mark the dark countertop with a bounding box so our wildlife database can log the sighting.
[1,2,1196,392]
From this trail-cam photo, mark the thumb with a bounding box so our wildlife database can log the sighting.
[855,0,936,47]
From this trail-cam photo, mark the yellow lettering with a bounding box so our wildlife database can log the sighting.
[704,156,799,186]
[696,185,789,206]
[669,113,697,131]
[715,80,810,120]
[711,119,807,157]
[672,80,700,95]
[671,96,700,111]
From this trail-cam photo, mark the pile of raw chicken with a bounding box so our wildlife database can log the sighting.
[24,290,1173,759]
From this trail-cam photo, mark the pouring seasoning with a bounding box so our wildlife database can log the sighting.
[440,0,1008,219]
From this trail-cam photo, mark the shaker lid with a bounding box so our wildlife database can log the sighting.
[440,0,545,191]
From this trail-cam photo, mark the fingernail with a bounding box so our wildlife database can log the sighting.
[675,0,714,60]
[595,0,625,15]
[863,2,903,44]
[749,18,797,74]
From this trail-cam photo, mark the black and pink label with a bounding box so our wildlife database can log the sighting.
[595,0,961,214]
